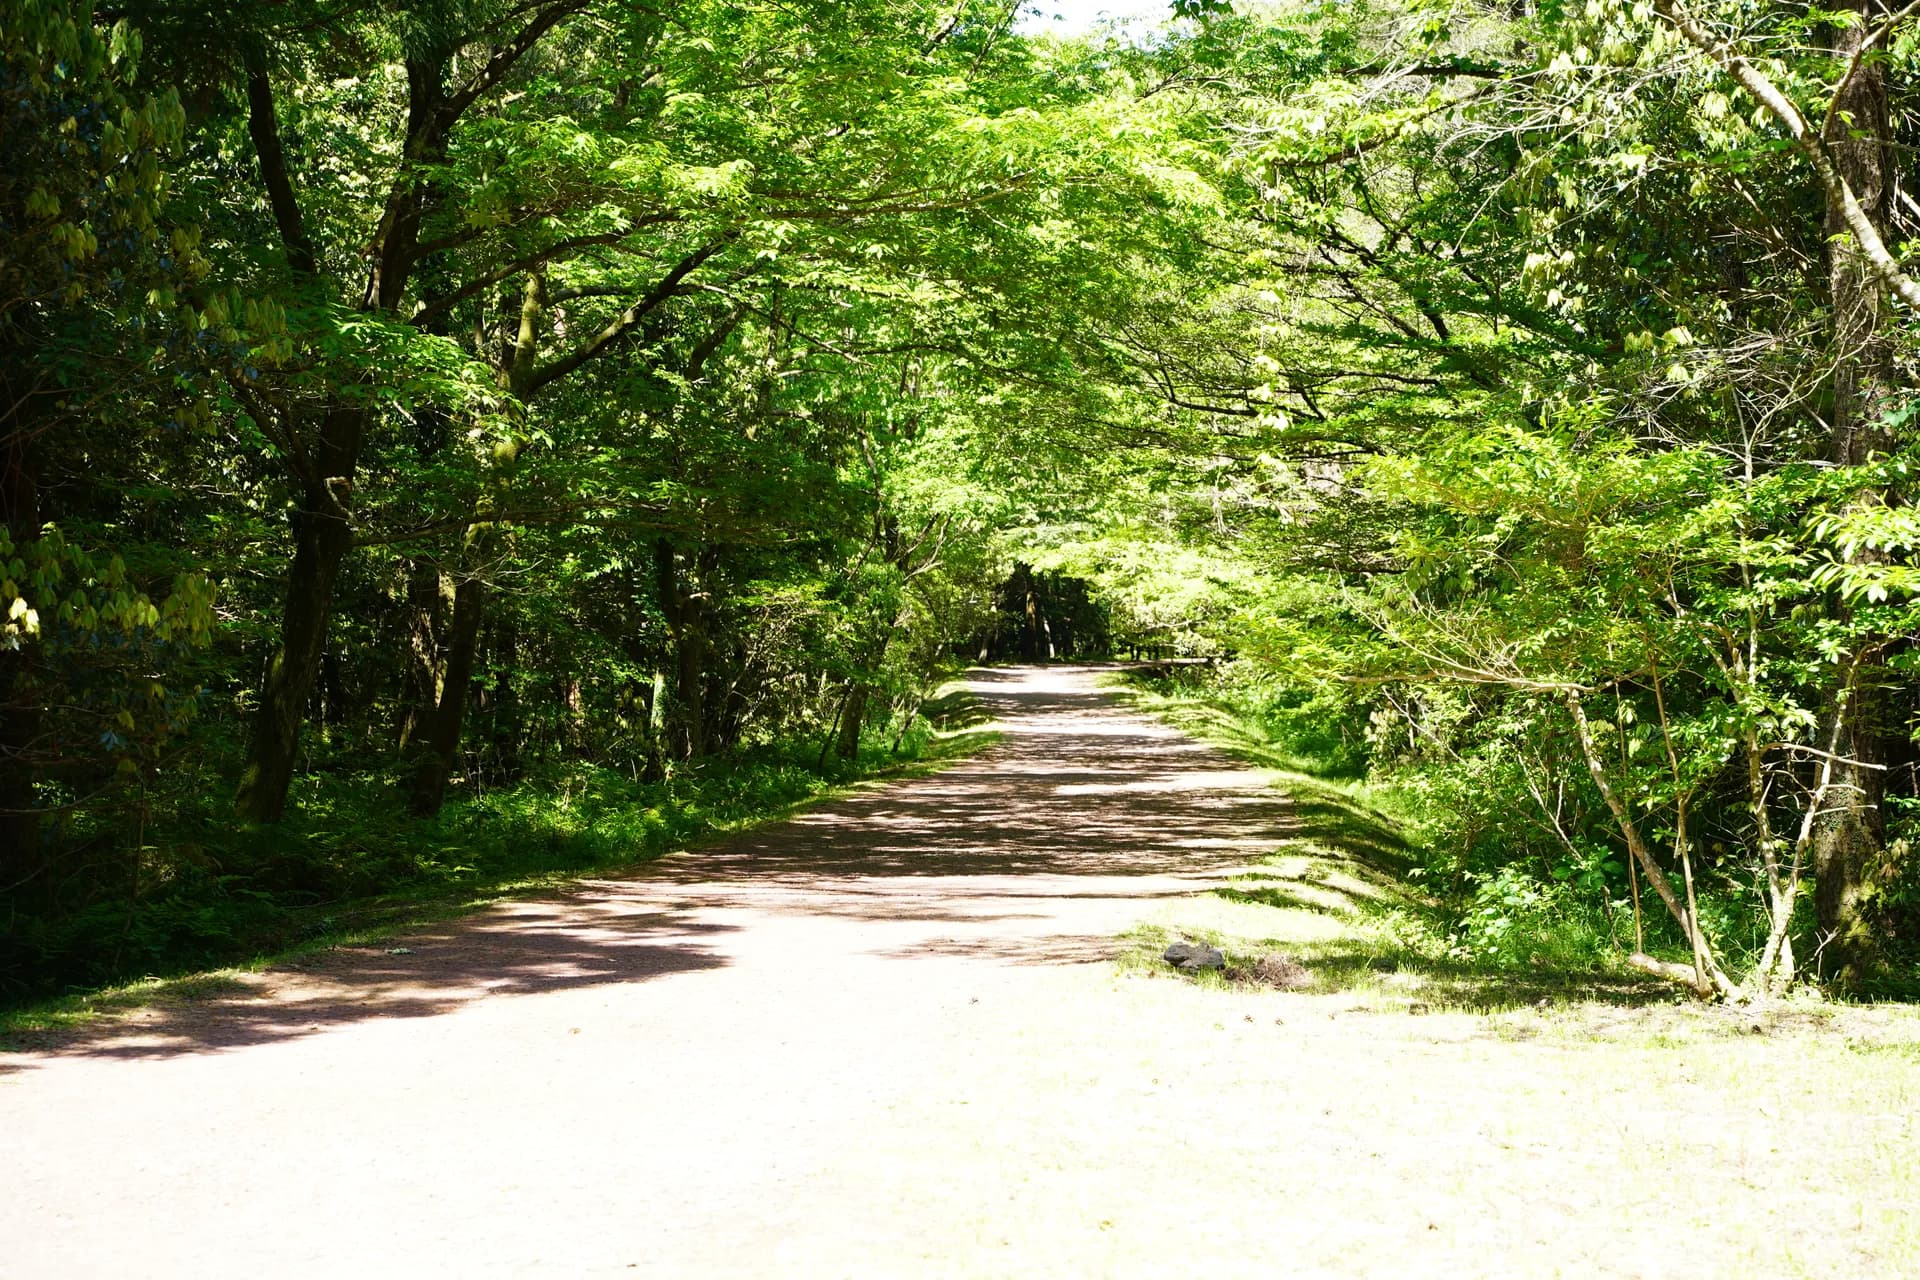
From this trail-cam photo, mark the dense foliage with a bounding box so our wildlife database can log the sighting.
[1034,0,1920,997]
[6,0,1919,1000]
[0,0,1143,997]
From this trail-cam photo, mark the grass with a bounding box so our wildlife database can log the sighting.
[1,692,1000,1037]
[1102,879,1920,1276]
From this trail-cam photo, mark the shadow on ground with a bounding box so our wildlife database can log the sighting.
[919,687,998,733]
[1183,850,1677,1013]
[1284,938,1673,1012]
[4,666,1314,1068]
[0,896,735,1069]
[666,666,1304,882]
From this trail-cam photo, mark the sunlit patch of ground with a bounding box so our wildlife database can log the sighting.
[781,972,1920,1279]
[1105,678,1920,1279]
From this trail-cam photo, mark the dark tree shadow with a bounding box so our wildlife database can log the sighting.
[1269,938,1676,1012]
[1,893,736,1069]
[666,665,1306,883]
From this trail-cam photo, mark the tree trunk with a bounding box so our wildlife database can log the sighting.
[644,670,669,782]
[1815,0,1896,987]
[237,407,366,823]
[835,682,870,761]
[1564,692,1735,998]
[655,539,712,760]
[1815,689,1886,987]
[562,676,586,752]
[407,572,486,816]
[238,46,453,823]
[318,647,346,742]
[676,620,707,760]
[835,624,898,762]
[490,613,522,781]
[0,648,35,878]
[708,643,749,753]
[395,559,448,752]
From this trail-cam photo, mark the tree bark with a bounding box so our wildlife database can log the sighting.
[1656,0,1920,307]
[645,670,669,781]
[676,619,707,759]
[237,405,366,823]
[835,681,870,761]
[239,31,499,822]
[490,613,522,781]
[1814,0,1897,988]
[395,559,448,752]
[236,45,447,821]
[407,571,486,816]
[655,540,711,759]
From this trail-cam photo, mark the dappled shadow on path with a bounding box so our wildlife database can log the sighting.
[662,665,1303,883]
[1,894,734,1069]
[632,664,1326,968]
[5,666,1309,1069]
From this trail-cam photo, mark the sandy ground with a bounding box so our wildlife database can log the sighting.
[4,666,1917,1278]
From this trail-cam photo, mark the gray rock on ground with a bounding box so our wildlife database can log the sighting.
[1163,940,1226,971]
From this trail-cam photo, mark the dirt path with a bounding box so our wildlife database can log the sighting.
[5,666,1917,1278]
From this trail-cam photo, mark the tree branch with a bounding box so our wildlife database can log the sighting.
[437,0,591,134]
[412,226,675,326]
[243,51,319,278]
[1655,0,1920,308]
[524,239,732,396]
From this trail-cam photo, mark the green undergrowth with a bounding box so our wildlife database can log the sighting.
[1112,840,1673,1015]
[1105,667,1671,1011]
[2,698,998,1028]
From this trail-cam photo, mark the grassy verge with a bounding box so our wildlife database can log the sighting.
[2,694,999,1035]
[1102,667,1676,1012]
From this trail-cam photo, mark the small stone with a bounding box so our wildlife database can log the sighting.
[1163,940,1226,971]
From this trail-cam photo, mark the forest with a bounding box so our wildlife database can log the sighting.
[5,0,1920,1004]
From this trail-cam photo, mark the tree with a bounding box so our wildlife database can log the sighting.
[1,0,216,881]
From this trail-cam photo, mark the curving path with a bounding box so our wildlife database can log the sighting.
[2,666,1298,1277]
